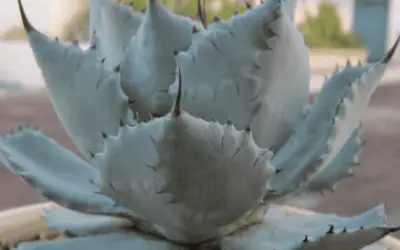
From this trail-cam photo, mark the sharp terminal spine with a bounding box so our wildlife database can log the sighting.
[173,63,183,117]
[17,0,34,32]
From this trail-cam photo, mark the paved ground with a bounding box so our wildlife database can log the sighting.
[0,91,77,209]
[317,81,400,218]
[0,80,400,227]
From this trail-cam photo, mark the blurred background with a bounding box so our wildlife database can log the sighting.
[0,0,400,231]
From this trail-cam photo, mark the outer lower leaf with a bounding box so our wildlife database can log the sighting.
[217,205,390,250]
[170,0,310,149]
[0,128,119,215]
[120,0,193,120]
[18,0,134,160]
[292,227,397,250]
[14,232,183,250]
[89,0,143,68]
[94,109,276,243]
[44,208,133,236]
[267,37,400,198]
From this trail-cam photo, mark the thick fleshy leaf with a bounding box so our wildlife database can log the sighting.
[298,127,362,194]
[89,0,107,39]
[18,0,134,160]
[267,36,400,198]
[44,208,132,236]
[208,0,281,47]
[14,232,182,250]
[278,126,363,199]
[217,205,391,250]
[89,0,143,37]
[0,128,120,214]
[94,102,276,243]
[89,0,143,68]
[291,227,396,250]
[283,0,297,20]
[120,0,194,120]
[170,0,310,149]
[170,29,264,130]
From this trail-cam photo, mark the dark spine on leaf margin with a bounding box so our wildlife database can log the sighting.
[173,63,183,117]
[18,0,34,32]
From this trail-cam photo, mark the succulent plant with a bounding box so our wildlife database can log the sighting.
[1,0,399,249]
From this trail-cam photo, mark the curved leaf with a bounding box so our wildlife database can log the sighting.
[44,208,133,236]
[0,128,120,215]
[170,0,310,149]
[298,127,362,194]
[18,0,134,160]
[283,0,297,21]
[120,0,194,120]
[89,0,107,39]
[89,0,143,68]
[93,104,276,243]
[14,231,181,250]
[217,205,390,250]
[267,37,400,199]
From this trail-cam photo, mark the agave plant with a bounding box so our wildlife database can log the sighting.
[1,0,399,249]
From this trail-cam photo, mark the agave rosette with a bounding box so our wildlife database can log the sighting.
[0,0,399,249]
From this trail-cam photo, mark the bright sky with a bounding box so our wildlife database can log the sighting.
[0,0,52,34]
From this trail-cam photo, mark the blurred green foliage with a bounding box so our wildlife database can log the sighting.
[55,0,247,41]
[123,0,247,23]
[298,1,363,48]
[52,0,247,42]
[1,0,364,49]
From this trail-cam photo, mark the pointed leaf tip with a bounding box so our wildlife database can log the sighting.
[245,1,253,9]
[197,0,207,28]
[18,0,34,32]
[383,35,400,63]
[148,0,157,8]
[213,16,221,22]
[173,64,183,117]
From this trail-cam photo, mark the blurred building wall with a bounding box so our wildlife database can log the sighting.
[351,0,398,60]
[294,0,399,60]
